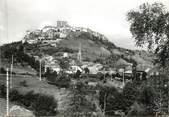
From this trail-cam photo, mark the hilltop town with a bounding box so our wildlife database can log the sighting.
[23,21,107,44]
[18,21,154,77]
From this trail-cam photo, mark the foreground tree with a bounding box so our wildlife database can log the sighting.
[127,2,169,66]
[127,3,169,115]
[69,81,96,116]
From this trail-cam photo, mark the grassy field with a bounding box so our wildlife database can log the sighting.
[0,74,72,111]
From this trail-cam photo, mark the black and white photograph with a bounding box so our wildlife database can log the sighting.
[0,0,169,116]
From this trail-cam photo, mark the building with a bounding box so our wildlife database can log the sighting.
[147,67,160,76]
[59,33,67,38]
[69,65,83,74]
[63,52,69,58]
[75,27,88,32]
[57,21,68,28]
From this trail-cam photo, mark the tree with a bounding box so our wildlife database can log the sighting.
[139,85,157,115]
[127,2,169,66]
[127,3,169,115]
[69,81,96,116]
[123,82,140,112]
[75,70,81,79]
[84,67,90,74]
[147,75,169,114]
[99,86,118,115]
[58,57,70,72]
[99,82,141,116]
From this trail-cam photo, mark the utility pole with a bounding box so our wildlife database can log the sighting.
[123,67,125,87]
[159,74,162,114]
[10,55,13,89]
[39,59,41,81]
[39,42,42,81]
[6,68,9,116]
[5,0,9,115]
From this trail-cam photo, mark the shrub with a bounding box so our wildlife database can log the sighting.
[0,84,6,97]
[0,67,6,74]
[55,73,70,88]
[31,94,58,116]
[45,69,58,82]
[9,89,21,102]
[96,72,104,80]
[22,91,36,107]
[74,70,81,79]
[0,86,58,116]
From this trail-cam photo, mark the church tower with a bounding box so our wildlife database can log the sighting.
[77,43,82,62]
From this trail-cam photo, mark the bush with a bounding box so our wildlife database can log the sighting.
[55,73,70,88]
[31,94,57,116]
[9,89,21,102]
[0,67,6,74]
[45,68,58,82]
[0,84,6,97]
[96,72,104,80]
[22,91,36,107]
[0,86,58,116]
[74,70,81,79]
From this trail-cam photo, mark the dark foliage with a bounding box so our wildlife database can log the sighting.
[45,68,58,82]
[0,84,6,97]
[9,89,21,102]
[69,81,96,114]
[74,70,81,79]
[84,67,90,74]
[0,67,6,74]
[31,93,57,116]
[99,82,140,116]
[0,86,58,116]
[1,42,45,73]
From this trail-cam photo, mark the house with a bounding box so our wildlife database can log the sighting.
[63,52,69,58]
[88,81,97,87]
[57,21,68,28]
[136,64,151,72]
[147,67,160,76]
[46,63,61,73]
[44,56,54,62]
[87,63,103,74]
[52,67,61,73]
[26,39,38,44]
[59,33,67,38]
[69,65,83,74]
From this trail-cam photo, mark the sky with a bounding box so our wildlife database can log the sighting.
[0,0,169,49]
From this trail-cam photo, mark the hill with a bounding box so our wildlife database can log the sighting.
[0,25,153,73]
